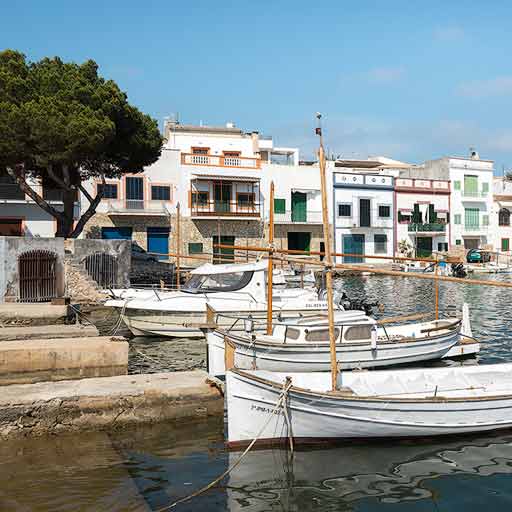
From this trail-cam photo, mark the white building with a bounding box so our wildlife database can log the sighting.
[395,176,451,257]
[421,152,494,250]
[492,177,512,253]
[333,166,396,263]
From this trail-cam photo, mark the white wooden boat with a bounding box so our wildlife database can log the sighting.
[467,263,512,274]
[226,363,512,447]
[105,261,332,338]
[208,311,461,375]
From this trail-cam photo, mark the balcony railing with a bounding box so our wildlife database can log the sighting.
[408,222,447,233]
[191,200,261,217]
[274,210,323,223]
[464,224,482,231]
[181,153,261,169]
[462,190,487,199]
[105,200,171,215]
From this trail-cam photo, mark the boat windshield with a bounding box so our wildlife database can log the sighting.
[182,271,254,293]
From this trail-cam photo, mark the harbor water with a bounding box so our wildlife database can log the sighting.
[3,274,512,511]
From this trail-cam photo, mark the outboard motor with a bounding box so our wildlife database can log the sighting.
[451,263,467,278]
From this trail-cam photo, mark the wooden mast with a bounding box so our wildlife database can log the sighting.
[176,202,181,290]
[316,114,338,391]
[266,181,275,335]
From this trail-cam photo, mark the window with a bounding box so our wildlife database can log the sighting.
[483,214,489,226]
[151,185,171,201]
[438,242,448,252]
[482,182,489,195]
[499,208,510,227]
[192,191,209,206]
[237,192,255,208]
[97,183,118,199]
[374,234,387,254]
[223,151,240,157]
[192,147,209,155]
[454,180,461,191]
[398,211,411,223]
[344,325,372,341]
[502,239,510,252]
[338,203,352,217]
[454,214,461,225]
[305,328,341,342]
[456,239,462,245]
[378,205,391,218]
[188,242,203,254]
[274,198,286,214]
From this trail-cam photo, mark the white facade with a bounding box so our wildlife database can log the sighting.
[492,177,512,253]
[333,171,395,262]
[422,155,494,250]
[395,177,450,257]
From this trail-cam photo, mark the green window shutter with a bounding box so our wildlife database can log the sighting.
[482,182,489,195]
[502,238,510,251]
[464,175,478,196]
[465,208,479,228]
[274,198,285,214]
[454,180,461,191]
[483,214,489,226]
[456,239,462,245]
[454,214,461,225]
[188,242,203,254]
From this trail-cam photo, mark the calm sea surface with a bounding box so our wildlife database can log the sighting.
[3,274,512,511]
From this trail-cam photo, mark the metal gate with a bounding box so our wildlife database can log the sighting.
[18,250,58,302]
[84,252,118,288]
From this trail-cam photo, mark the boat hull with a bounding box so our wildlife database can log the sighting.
[226,367,512,446]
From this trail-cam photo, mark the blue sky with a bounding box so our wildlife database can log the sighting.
[3,1,512,170]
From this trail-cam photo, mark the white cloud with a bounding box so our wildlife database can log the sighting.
[366,67,405,84]
[457,77,512,98]
[433,26,465,42]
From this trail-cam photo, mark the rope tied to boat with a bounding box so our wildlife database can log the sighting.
[155,379,294,511]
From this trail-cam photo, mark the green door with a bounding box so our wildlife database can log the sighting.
[287,232,311,253]
[464,208,479,230]
[416,237,433,258]
[291,192,307,222]
[464,176,478,196]
[212,235,235,263]
[343,234,365,263]
[214,182,231,213]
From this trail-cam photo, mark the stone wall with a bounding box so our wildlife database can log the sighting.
[64,260,108,303]
[0,237,65,303]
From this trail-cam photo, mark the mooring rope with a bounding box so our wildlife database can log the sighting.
[155,380,293,511]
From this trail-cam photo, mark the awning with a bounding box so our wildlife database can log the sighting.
[192,173,260,183]
[398,208,412,213]
[292,188,320,194]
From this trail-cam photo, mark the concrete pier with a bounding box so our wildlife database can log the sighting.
[0,324,99,342]
[0,336,128,385]
[0,371,223,439]
[0,303,71,325]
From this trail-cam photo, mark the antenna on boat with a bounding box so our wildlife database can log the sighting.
[266,181,275,335]
[316,113,339,391]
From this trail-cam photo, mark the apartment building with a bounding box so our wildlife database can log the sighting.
[80,120,325,263]
[421,152,494,250]
[493,177,512,253]
[395,176,451,257]
[333,165,396,263]
[0,170,74,237]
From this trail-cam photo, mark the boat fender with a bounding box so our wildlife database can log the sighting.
[244,318,254,333]
[371,325,378,350]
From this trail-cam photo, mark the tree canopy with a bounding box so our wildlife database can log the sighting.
[0,50,163,237]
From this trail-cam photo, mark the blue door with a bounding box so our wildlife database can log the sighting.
[343,234,365,263]
[147,227,170,260]
[101,227,133,240]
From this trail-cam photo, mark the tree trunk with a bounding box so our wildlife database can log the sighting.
[55,188,76,238]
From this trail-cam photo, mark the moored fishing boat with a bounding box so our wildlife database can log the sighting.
[226,363,512,446]
[208,310,462,375]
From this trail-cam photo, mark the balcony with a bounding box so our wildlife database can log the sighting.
[191,199,261,219]
[274,210,323,224]
[105,200,171,216]
[181,153,261,169]
[462,190,488,201]
[464,224,484,232]
[408,223,447,233]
